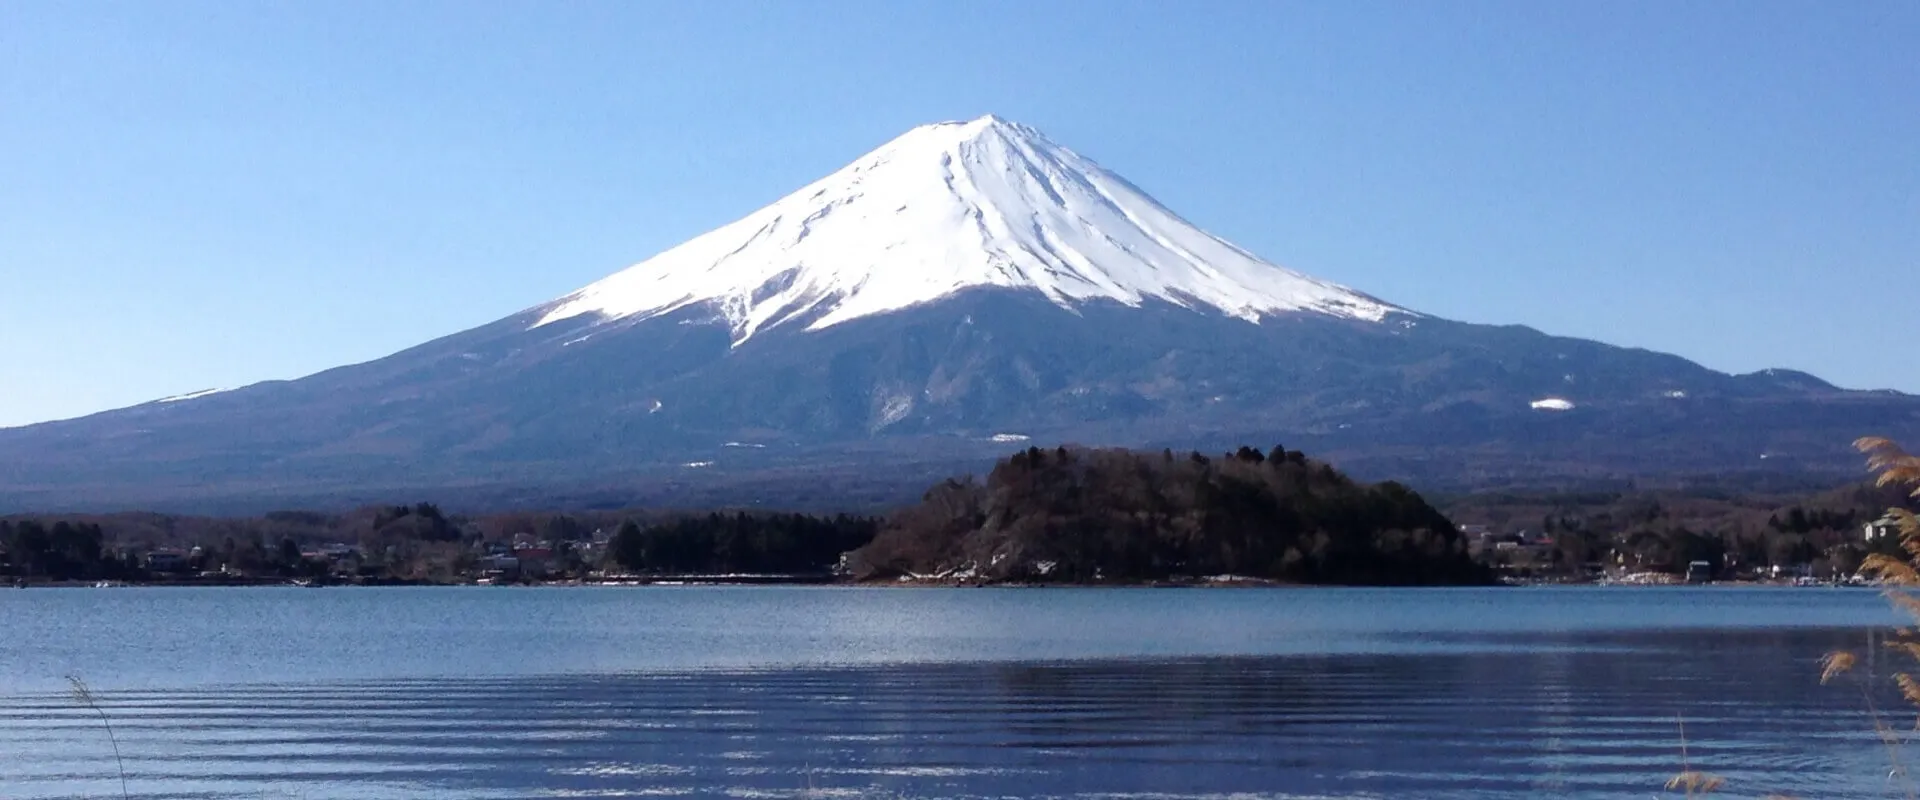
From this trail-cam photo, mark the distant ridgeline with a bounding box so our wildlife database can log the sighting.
[848,445,1493,586]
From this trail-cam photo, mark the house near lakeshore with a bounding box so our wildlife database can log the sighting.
[1866,514,1902,542]
[284,543,364,578]
[145,548,190,573]
[512,546,555,578]
[1686,560,1714,583]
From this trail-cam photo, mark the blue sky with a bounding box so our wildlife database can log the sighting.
[2,0,1914,427]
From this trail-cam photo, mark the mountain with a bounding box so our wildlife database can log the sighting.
[3,115,1915,513]
[533,114,1400,344]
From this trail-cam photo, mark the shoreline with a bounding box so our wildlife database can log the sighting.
[8,576,1874,589]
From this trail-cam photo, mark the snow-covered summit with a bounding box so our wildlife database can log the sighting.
[535,115,1403,344]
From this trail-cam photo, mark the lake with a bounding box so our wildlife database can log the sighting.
[1,586,1913,799]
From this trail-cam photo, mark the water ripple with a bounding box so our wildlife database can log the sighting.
[2,630,1912,800]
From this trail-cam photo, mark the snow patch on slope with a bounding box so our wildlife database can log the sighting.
[156,388,229,404]
[534,115,1402,346]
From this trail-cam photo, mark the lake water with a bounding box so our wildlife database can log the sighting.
[1,586,1914,799]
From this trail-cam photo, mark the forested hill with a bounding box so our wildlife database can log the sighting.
[847,445,1493,586]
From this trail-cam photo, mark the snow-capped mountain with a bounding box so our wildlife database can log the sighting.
[536,116,1399,345]
[1,116,1914,512]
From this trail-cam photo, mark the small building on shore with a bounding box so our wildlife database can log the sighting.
[1686,560,1713,583]
[145,548,191,573]
[1866,514,1902,542]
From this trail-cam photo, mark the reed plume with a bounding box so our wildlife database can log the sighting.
[66,675,131,800]
[1666,714,1726,796]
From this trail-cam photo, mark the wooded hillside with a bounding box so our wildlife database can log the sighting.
[847,445,1491,585]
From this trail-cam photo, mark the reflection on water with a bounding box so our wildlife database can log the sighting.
[0,586,1901,694]
[1,628,1905,799]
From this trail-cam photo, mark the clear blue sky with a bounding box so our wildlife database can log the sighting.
[3,0,1915,427]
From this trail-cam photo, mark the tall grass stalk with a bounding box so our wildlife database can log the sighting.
[1666,714,1726,796]
[1822,649,1916,799]
[66,675,131,800]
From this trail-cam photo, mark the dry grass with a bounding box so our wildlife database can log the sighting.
[66,675,131,800]
[1668,714,1728,796]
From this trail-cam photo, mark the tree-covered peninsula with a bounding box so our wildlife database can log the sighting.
[847,445,1492,585]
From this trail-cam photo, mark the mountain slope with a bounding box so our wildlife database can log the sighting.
[2,116,1914,512]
